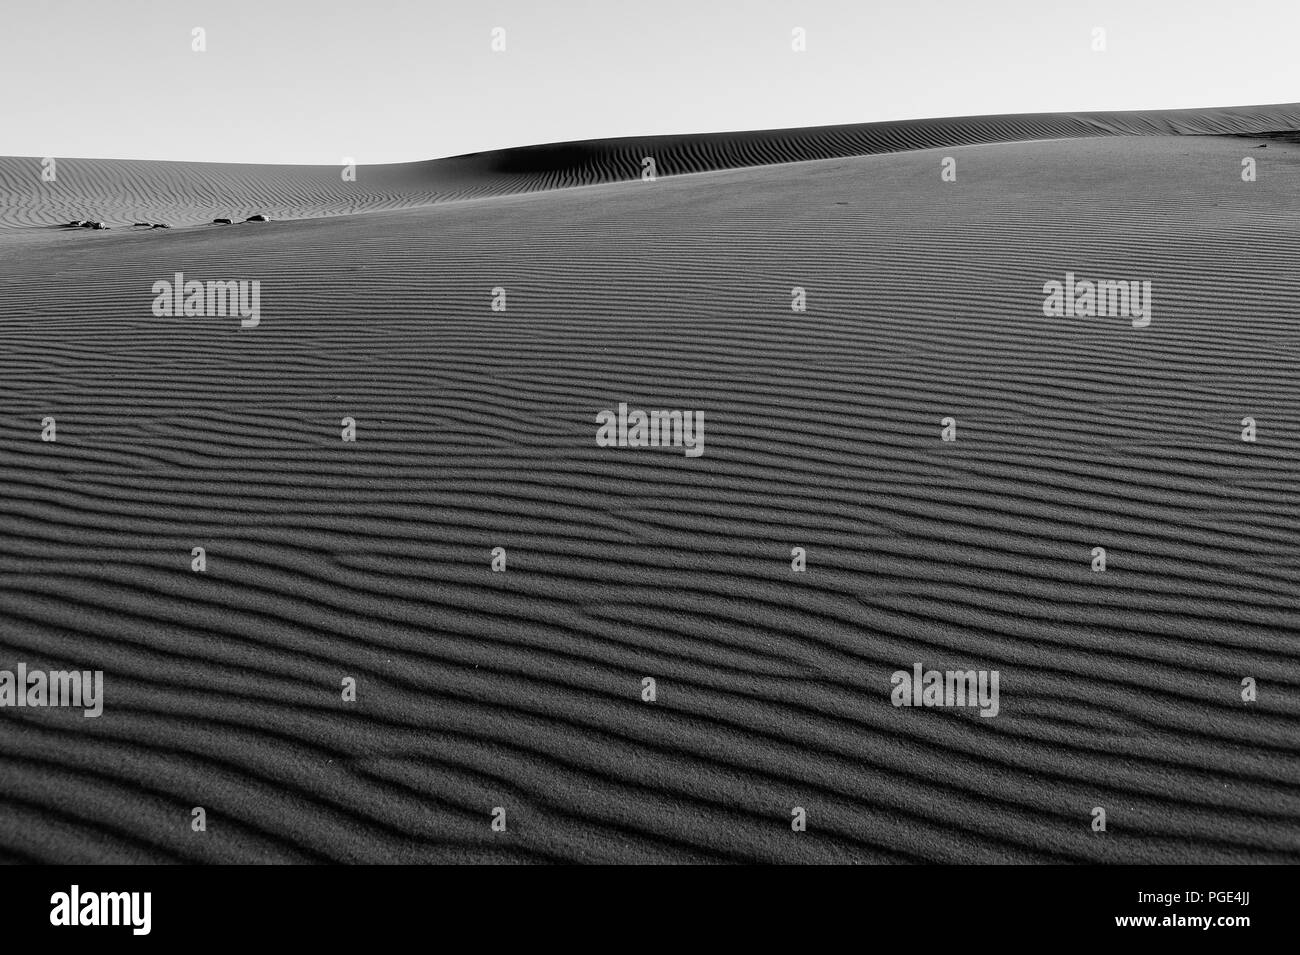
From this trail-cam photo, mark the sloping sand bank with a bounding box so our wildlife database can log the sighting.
[1,111,1298,863]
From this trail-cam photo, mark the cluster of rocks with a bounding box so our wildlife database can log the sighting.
[66,219,172,230]
[65,214,269,231]
[63,213,272,231]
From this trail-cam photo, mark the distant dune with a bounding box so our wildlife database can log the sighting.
[2,102,1300,229]
[1,106,1299,863]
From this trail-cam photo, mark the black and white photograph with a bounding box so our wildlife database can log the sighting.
[0,0,1294,936]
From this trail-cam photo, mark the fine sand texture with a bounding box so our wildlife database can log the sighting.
[1,106,1299,863]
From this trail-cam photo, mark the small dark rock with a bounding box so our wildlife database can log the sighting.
[132,222,152,227]
[67,219,88,227]
[212,217,232,224]
[151,223,171,229]
[245,214,269,222]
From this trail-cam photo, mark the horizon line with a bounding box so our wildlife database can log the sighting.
[10,99,1299,169]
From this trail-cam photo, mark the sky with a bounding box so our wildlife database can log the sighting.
[2,0,1297,165]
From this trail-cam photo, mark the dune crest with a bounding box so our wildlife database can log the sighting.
[2,103,1298,230]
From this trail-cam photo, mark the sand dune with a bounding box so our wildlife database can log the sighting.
[3,102,1300,230]
[1,109,1299,863]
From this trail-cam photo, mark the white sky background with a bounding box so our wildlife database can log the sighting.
[2,0,1296,164]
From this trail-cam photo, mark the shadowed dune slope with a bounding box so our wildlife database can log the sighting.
[1,129,1300,863]
[2,102,1299,229]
